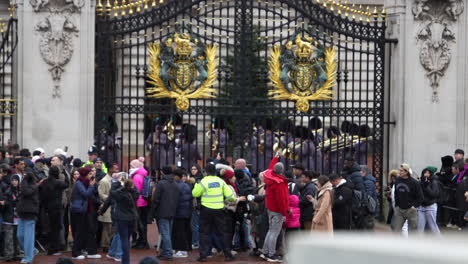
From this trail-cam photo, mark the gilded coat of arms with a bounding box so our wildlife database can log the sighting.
[147,27,218,111]
[268,28,337,112]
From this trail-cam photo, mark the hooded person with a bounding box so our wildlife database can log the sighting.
[260,156,289,262]
[129,159,150,249]
[418,167,440,234]
[438,155,454,186]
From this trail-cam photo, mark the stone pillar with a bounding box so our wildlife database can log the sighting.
[386,0,467,175]
[16,0,94,158]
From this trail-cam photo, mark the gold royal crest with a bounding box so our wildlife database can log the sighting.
[147,28,218,111]
[268,29,337,112]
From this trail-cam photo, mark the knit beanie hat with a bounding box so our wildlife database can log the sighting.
[223,170,235,182]
[73,158,83,168]
[426,166,438,174]
[274,162,284,175]
[130,159,144,169]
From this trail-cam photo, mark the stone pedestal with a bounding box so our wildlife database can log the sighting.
[16,0,94,158]
[386,0,467,176]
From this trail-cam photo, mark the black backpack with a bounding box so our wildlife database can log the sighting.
[351,189,376,229]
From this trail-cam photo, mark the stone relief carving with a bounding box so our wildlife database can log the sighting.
[31,0,84,98]
[412,0,464,102]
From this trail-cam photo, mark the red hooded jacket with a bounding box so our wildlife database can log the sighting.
[263,157,289,216]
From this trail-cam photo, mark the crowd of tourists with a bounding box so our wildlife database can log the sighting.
[385,149,468,235]
[0,143,466,264]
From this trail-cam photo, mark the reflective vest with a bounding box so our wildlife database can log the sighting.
[192,175,234,209]
[83,161,108,174]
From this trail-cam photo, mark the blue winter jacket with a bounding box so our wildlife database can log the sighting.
[363,174,378,200]
[343,162,365,192]
[175,180,192,219]
[71,180,96,214]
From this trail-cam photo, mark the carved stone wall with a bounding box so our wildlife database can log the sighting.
[30,0,84,97]
[412,0,464,102]
[16,0,95,159]
[385,0,468,180]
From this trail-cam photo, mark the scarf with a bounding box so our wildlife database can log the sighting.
[457,164,468,184]
[223,170,238,194]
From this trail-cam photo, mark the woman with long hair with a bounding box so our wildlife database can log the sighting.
[190,164,203,249]
[70,167,100,260]
[100,178,139,264]
[308,175,333,233]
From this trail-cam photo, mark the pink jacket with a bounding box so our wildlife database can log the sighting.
[132,167,148,207]
[285,195,301,229]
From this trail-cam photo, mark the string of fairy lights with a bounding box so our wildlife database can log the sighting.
[97,0,386,21]
[98,0,385,47]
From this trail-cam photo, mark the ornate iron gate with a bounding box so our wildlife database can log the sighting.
[0,10,18,147]
[95,0,387,182]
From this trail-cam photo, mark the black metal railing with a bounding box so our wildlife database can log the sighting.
[0,16,18,147]
[95,0,388,188]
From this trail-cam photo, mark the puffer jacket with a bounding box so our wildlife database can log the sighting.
[2,186,19,223]
[285,195,300,228]
[363,174,377,200]
[17,176,40,220]
[175,180,192,219]
[343,162,365,192]
[132,167,149,207]
[70,180,96,214]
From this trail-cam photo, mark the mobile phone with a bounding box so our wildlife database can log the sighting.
[64,146,69,152]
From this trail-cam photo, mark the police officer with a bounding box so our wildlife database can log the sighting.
[192,163,235,262]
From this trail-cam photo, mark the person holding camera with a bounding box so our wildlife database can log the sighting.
[70,167,101,260]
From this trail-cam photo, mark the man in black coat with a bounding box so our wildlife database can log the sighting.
[299,171,318,230]
[152,166,180,260]
[330,173,353,230]
[342,156,365,192]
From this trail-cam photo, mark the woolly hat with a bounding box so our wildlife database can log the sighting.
[426,166,438,174]
[73,158,83,168]
[223,170,235,181]
[130,159,144,169]
[32,155,40,164]
[54,148,67,157]
[34,147,45,154]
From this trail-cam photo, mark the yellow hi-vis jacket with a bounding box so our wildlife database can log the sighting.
[192,175,235,209]
[83,160,108,174]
